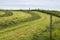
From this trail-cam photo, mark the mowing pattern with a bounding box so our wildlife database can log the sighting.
[0,10,60,40]
[0,11,40,30]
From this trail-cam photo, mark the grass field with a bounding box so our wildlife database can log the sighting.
[0,10,60,40]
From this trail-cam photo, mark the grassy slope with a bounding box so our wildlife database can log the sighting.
[0,11,60,40]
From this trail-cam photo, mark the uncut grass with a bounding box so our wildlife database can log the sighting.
[52,18,60,40]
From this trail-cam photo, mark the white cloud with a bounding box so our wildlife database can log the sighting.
[0,0,60,10]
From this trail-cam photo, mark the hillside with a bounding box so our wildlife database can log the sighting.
[0,10,60,40]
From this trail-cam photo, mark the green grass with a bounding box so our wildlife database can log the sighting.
[0,10,60,40]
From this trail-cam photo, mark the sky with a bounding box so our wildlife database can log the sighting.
[0,0,60,10]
